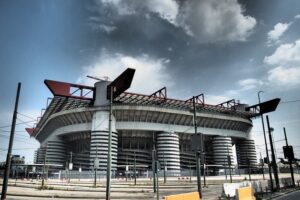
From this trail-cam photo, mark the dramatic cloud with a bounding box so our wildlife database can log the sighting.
[98,0,179,24]
[77,52,173,94]
[264,39,300,66]
[94,0,256,43]
[267,22,291,44]
[176,0,256,43]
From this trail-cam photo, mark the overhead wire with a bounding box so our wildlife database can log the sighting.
[280,99,300,104]
[0,120,36,129]
[0,134,37,145]
[17,112,37,121]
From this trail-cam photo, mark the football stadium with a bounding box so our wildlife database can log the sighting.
[28,69,259,176]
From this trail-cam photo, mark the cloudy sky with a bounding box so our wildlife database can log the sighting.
[1,0,300,163]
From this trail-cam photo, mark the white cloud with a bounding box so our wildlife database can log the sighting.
[176,0,256,43]
[267,22,291,44]
[97,24,117,33]
[267,66,300,87]
[264,39,300,66]
[205,95,232,105]
[99,0,178,24]
[295,14,300,19]
[77,52,173,94]
[238,78,264,90]
[264,39,300,87]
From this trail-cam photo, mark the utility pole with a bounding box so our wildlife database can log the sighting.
[163,153,166,184]
[94,146,98,187]
[1,82,21,200]
[134,151,137,185]
[189,160,192,183]
[260,152,265,180]
[156,161,160,200]
[193,96,202,198]
[152,133,156,193]
[125,156,128,182]
[203,152,207,187]
[106,86,113,200]
[41,145,48,188]
[266,115,280,191]
[227,145,232,183]
[258,91,273,191]
[283,127,295,187]
[224,158,227,180]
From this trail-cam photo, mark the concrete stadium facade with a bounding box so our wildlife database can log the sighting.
[30,78,259,174]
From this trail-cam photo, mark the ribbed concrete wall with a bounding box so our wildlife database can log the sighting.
[212,136,233,166]
[90,111,118,170]
[157,132,180,172]
[46,140,66,168]
[236,139,257,168]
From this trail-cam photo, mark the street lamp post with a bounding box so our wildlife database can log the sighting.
[193,96,202,198]
[258,91,274,191]
[106,86,114,200]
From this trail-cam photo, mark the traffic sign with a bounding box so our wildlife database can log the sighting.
[94,158,99,169]
[69,163,73,170]
[152,161,161,173]
[283,146,294,160]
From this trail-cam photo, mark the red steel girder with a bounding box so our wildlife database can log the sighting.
[25,128,34,136]
[150,87,167,99]
[216,99,237,108]
[44,80,94,100]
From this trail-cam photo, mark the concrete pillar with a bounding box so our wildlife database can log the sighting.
[157,132,180,173]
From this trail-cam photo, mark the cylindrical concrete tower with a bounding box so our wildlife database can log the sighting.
[236,139,257,168]
[46,139,66,168]
[157,132,180,173]
[212,136,233,166]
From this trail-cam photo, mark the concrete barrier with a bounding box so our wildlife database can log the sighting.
[236,186,256,200]
[165,192,200,200]
[222,181,263,198]
[223,183,241,198]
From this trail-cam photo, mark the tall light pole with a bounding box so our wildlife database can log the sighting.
[266,115,280,190]
[193,96,202,198]
[258,91,273,191]
[106,85,113,200]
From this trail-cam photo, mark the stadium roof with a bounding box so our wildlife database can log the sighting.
[26,79,260,137]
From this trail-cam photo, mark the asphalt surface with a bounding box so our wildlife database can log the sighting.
[274,190,300,200]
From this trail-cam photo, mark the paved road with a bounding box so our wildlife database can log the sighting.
[274,190,300,200]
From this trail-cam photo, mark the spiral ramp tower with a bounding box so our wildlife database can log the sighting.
[90,111,118,171]
[45,140,66,169]
[157,132,180,174]
[236,139,257,168]
[212,136,234,166]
